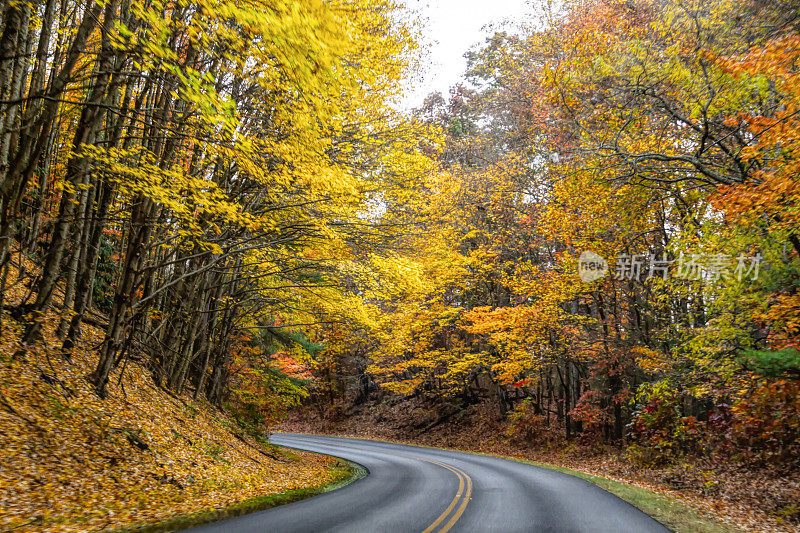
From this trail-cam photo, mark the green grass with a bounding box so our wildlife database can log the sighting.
[116,459,366,533]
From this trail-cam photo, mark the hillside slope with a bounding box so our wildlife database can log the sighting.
[0,312,343,532]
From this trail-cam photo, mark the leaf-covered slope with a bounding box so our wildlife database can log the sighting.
[0,315,340,532]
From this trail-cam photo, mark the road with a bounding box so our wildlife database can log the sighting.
[189,433,670,533]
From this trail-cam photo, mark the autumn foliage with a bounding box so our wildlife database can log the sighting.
[312,0,800,512]
[0,0,428,528]
[2,0,800,528]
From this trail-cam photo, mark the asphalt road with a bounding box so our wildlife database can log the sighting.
[188,433,670,533]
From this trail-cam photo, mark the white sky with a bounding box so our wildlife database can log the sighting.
[400,0,534,109]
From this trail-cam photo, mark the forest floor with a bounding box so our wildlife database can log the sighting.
[0,272,348,532]
[282,397,800,533]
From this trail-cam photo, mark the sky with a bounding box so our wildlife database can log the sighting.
[400,0,534,109]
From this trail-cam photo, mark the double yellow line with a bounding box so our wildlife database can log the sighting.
[419,457,472,533]
[276,436,472,533]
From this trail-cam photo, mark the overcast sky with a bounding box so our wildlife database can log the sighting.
[400,0,534,109]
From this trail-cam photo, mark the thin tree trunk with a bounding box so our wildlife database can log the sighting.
[22,0,118,342]
[91,194,156,397]
[56,180,93,338]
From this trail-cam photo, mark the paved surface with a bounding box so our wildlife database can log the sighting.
[188,433,670,532]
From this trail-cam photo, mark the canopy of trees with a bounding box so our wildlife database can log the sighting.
[1,0,798,471]
[0,0,436,424]
[315,0,800,468]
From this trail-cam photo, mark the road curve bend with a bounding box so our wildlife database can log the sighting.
[188,433,669,533]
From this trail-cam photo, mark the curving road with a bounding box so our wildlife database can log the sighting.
[188,433,669,533]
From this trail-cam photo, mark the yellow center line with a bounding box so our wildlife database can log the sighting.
[275,437,473,533]
[420,460,464,533]
[436,462,472,533]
